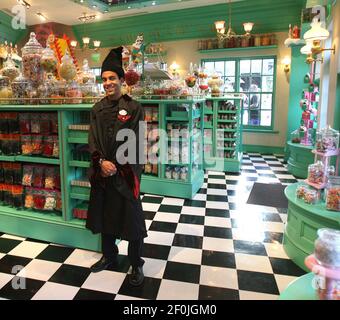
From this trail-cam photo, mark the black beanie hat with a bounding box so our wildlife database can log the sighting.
[101,46,125,79]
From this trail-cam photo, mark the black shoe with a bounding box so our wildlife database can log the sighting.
[90,256,116,273]
[129,266,144,286]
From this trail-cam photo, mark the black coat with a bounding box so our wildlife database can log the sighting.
[86,95,147,241]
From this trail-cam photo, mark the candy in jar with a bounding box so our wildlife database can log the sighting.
[40,39,58,74]
[304,189,320,204]
[325,176,340,212]
[65,81,82,104]
[308,161,325,184]
[0,55,19,81]
[59,52,77,81]
[316,126,339,153]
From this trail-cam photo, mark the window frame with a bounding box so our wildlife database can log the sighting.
[201,55,277,131]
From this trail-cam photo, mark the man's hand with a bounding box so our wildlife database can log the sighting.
[100,160,117,177]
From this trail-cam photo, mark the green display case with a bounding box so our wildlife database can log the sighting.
[286,141,314,179]
[202,96,243,172]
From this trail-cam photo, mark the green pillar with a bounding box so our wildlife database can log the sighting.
[333,74,340,132]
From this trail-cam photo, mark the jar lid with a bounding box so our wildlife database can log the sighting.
[22,32,43,52]
[317,228,340,246]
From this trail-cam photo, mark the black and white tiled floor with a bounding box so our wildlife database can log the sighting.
[0,153,306,300]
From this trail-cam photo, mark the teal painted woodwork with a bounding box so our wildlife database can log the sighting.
[286,141,314,178]
[242,145,285,154]
[333,73,340,131]
[198,45,278,54]
[279,273,316,300]
[0,10,28,44]
[202,97,243,172]
[283,183,340,271]
[72,0,306,47]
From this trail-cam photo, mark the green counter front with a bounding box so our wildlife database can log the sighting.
[0,100,205,250]
[286,141,314,178]
[283,183,340,271]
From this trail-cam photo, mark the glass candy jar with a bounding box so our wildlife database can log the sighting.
[0,75,13,104]
[79,59,96,84]
[315,228,340,268]
[65,80,82,104]
[208,73,223,97]
[59,53,77,82]
[308,161,325,185]
[40,44,58,75]
[81,82,99,104]
[21,32,43,84]
[11,74,30,104]
[1,55,19,81]
[316,126,339,153]
[325,176,340,212]
[50,79,65,104]
[291,129,301,143]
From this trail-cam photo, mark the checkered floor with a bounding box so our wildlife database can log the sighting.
[0,153,307,300]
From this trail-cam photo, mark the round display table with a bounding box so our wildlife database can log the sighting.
[279,273,317,300]
[287,142,314,178]
[283,183,340,271]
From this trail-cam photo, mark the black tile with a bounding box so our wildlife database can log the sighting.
[233,240,267,256]
[202,250,236,268]
[245,177,258,182]
[269,164,285,168]
[142,196,163,204]
[205,208,230,218]
[277,208,288,214]
[207,195,228,202]
[25,238,50,244]
[272,170,289,174]
[199,285,239,300]
[204,226,233,239]
[49,264,91,287]
[74,288,115,300]
[0,232,4,237]
[225,172,241,176]
[263,232,283,244]
[227,189,236,196]
[172,234,203,249]
[279,179,298,184]
[208,184,226,189]
[183,199,206,208]
[208,174,226,179]
[242,169,257,174]
[118,276,161,300]
[158,204,182,214]
[255,166,272,171]
[106,255,131,273]
[258,174,277,178]
[0,277,45,300]
[225,180,239,185]
[0,255,32,274]
[252,160,266,163]
[260,212,283,222]
[237,270,280,295]
[149,221,177,233]
[0,238,22,254]
[142,243,171,260]
[144,211,156,220]
[204,178,208,183]
[197,188,207,194]
[179,215,205,225]
[228,203,239,210]
[35,245,74,263]
[163,261,200,284]
[270,257,306,277]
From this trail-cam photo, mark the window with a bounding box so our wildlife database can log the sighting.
[202,57,276,129]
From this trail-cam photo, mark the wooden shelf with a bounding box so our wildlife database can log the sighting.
[0,155,16,162]
[198,45,278,54]
[69,161,91,168]
[15,156,60,165]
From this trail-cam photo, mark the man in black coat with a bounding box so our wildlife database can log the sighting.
[86,47,147,286]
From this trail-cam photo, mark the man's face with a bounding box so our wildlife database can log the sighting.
[102,71,123,96]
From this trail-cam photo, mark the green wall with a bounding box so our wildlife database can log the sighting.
[334,73,340,131]
[72,0,306,47]
[0,10,28,44]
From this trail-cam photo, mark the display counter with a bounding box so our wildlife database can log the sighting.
[283,183,340,271]
[287,141,314,178]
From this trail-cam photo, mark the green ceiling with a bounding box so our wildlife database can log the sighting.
[72,0,307,47]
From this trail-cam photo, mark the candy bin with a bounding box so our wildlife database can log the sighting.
[65,81,82,104]
[60,52,77,82]
[325,176,340,212]
[1,55,19,81]
[0,76,13,104]
[308,161,325,185]
[316,126,339,153]
[305,228,340,300]
[11,74,30,105]
[21,32,43,85]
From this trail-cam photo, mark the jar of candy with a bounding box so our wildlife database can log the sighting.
[291,129,301,143]
[308,161,325,185]
[79,59,96,84]
[11,74,30,104]
[165,166,172,179]
[296,185,308,200]
[40,43,58,75]
[304,189,320,204]
[315,126,339,153]
[208,73,223,97]
[65,80,82,104]
[59,52,77,81]
[0,55,19,81]
[314,228,340,268]
[81,82,99,104]
[21,32,43,84]
[0,75,13,104]
[325,176,340,212]
[50,79,65,104]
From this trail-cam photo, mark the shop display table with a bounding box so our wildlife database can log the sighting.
[283,183,340,271]
[279,273,317,300]
[287,142,314,178]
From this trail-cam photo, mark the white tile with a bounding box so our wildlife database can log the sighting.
[262,222,285,233]
[114,294,145,300]
[82,270,126,294]
[144,231,174,247]
[157,279,199,300]
[207,171,225,176]
[206,201,229,210]
[235,253,273,274]
[181,206,205,216]
[202,183,208,189]
[232,228,267,242]
[0,253,4,260]
[8,241,49,259]
[161,197,185,206]
[280,214,288,224]
[242,165,256,170]
[168,246,202,265]
[225,175,240,181]
[142,258,167,279]
[266,161,283,165]
[145,220,153,230]
[202,237,234,253]
[208,179,226,185]
[257,170,273,175]
[153,212,180,223]
[0,234,26,241]
[0,272,14,290]
[64,249,102,268]
[207,188,228,196]
[200,266,238,290]
[117,240,128,256]
[239,290,279,300]
[257,177,281,184]
[142,203,161,212]
[175,224,204,237]
[32,282,79,300]
[264,243,290,259]
[204,216,231,228]
[192,193,207,201]
[17,259,62,282]
[274,274,299,294]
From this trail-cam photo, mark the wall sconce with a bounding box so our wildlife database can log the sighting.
[282,56,291,73]
[70,40,78,48]
[93,40,101,51]
[243,22,254,36]
[169,61,180,76]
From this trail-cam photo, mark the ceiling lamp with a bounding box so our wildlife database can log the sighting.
[78,13,97,23]
[17,0,31,9]
[214,0,254,41]
[300,42,313,55]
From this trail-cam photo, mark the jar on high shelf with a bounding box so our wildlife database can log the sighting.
[11,73,30,104]
[0,55,19,81]
[261,34,271,46]
[40,43,58,75]
[0,75,13,104]
[208,73,223,97]
[79,59,96,85]
[21,32,43,85]
[254,35,261,46]
[315,126,339,153]
[59,52,77,82]
[325,176,340,212]
[65,80,82,104]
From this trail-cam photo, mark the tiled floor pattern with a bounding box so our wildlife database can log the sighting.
[0,153,306,300]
